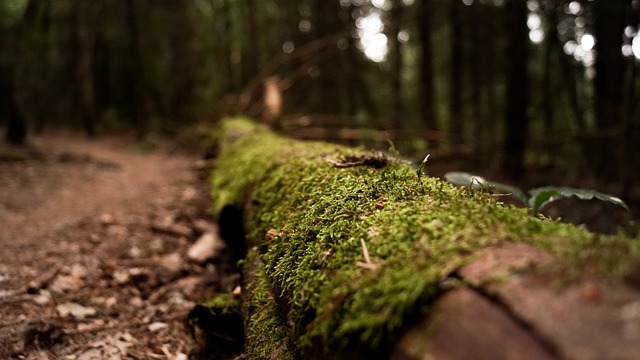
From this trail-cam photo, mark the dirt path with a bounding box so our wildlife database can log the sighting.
[0,132,236,359]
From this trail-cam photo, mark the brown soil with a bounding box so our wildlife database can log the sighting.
[0,132,237,359]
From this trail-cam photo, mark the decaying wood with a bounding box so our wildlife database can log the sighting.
[209,118,640,359]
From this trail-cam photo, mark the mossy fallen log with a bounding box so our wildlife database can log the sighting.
[207,117,640,359]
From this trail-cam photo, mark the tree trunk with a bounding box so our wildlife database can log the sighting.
[389,0,404,131]
[448,0,464,145]
[72,0,98,137]
[592,0,627,182]
[5,0,40,145]
[168,0,196,123]
[5,87,27,146]
[502,0,529,180]
[417,0,436,143]
[124,0,149,139]
[204,117,640,360]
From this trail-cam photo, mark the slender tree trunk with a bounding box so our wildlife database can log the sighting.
[502,0,529,180]
[389,0,404,131]
[168,1,196,123]
[93,0,110,125]
[417,0,436,142]
[469,2,484,155]
[245,0,260,82]
[6,0,40,145]
[32,0,52,134]
[72,0,98,137]
[592,0,626,182]
[449,0,464,145]
[124,0,149,138]
[5,84,27,146]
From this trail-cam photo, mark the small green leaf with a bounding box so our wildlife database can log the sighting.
[417,154,430,179]
[528,188,560,214]
[528,186,629,214]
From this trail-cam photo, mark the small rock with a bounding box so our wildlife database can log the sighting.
[107,225,128,240]
[112,269,130,285]
[56,302,96,319]
[160,252,183,274]
[128,246,142,258]
[151,222,193,237]
[187,226,226,263]
[181,186,198,201]
[70,264,88,279]
[148,322,168,332]
[192,219,216,234]
[50,275,85,293]
[33,290,52,305]
[99,213,116,225]
[129,297,144,308]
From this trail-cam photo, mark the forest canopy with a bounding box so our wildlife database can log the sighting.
[1,0,639,199]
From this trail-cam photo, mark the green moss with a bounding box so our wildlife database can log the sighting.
[211,117,640,357]
[201,293,240,315]
[244,247,294,359]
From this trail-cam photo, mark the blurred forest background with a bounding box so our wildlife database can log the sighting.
[1,0,639,207]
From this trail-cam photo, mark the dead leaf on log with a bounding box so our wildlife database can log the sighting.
[325,151,393,169]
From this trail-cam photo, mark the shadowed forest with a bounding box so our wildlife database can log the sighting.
[1,0,640,213]
[3,1,640,359]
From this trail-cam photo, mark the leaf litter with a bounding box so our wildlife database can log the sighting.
[0,133,241,359]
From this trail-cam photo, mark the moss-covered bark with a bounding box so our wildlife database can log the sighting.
[209,117,640,359]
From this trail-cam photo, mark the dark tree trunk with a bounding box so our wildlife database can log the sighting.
[245,0,260,82]
[502,0,529,180]
[469,2,484,155]
[72,0,98,137]
[449,0,464,144]
[389,0,404,130]
[93,0,110,124]
[5,0,40,145]
[311,0,344,114]
[168,1,196,123]
[5,90,27,146]
[417,0,436,139]
[124,0,149,138]
[592,0,627,182]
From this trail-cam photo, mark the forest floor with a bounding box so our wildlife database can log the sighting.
[0,132,239,360]
[0,129,636,360]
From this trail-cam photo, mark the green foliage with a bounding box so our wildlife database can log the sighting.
[0,0,27,28]
[211,118,640,357]
[444,171,629,215]
[527,186,629,214]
